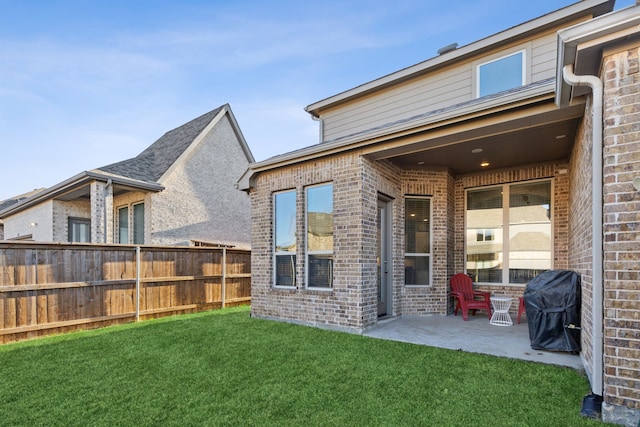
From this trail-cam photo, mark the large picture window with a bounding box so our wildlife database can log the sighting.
[404,197,431,286]
[466,181,551,284]
[306,184,333,289]
[477,50,525,97]
[274,190,296,287]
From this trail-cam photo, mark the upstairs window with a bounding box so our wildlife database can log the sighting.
[477,50,525,98]
[306,183,333,289]
[274,190,297,287]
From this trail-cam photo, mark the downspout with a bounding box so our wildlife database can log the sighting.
[311,115,324,142]
[562,64,603,400]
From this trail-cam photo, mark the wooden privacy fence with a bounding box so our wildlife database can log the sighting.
[0,242,251,344]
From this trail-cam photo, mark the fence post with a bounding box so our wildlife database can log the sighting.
[135,246,141,322]
[222,248,226,308]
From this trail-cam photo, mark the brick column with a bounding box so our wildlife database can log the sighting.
[601,46,640,425]
[90,181,113,244]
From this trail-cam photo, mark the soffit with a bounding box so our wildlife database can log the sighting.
[366,100,585,175]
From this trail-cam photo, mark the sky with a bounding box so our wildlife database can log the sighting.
[0,0,635,201]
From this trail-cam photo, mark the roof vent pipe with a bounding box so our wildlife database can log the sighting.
[437,43,458,55]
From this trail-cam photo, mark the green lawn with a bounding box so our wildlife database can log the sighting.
[0,306,604,426]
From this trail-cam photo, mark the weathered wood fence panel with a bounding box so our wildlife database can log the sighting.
[0,242,251,343]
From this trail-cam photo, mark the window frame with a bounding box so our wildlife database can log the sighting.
[464,179,553,286]
[404,196,433,287]
[475,49,527,98]
[116,201,145,245]
[305,183,334,290]
[68,217,91,243]
[133,202,145,245]
[273,189,297,289]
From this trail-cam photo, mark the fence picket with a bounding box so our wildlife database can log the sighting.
[0,242,251,343]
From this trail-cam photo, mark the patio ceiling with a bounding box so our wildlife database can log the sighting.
[366,100,586,175]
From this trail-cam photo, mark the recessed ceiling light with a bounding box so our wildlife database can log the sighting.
[471,148,483,154]
[480,161,490,167]
[555,134,566,139]
[410,213,416,217]
[417,161,425,165]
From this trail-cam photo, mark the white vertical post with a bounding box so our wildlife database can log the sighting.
[135,246,141,322]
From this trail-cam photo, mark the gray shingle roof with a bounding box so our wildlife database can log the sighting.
[97,105,225,183]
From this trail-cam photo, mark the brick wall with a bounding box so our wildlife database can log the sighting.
[400,168,453,315]
[601,46,640,422]
[150,115,252,247]
[52,199,91,242]
[568,96,596,389]
[251,152,375,331]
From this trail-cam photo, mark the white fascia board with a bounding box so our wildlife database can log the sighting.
[556,4,640,107]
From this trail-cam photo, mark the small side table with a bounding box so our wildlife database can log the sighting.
[490,296,513,326]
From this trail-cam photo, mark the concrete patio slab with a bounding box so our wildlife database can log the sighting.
[363,313,584,371]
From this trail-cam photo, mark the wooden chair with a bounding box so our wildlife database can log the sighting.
[450,273,492,321]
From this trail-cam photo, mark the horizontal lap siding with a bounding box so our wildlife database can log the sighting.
[322,67,472,142]
[320,29,565,144]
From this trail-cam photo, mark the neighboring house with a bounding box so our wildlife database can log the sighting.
[0,189,45,240]
[239,1,639,425]
[1,104,254,248]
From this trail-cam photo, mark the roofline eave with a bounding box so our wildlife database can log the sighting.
[0,171,164,218]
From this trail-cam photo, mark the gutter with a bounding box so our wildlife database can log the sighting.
[562,64,604,401]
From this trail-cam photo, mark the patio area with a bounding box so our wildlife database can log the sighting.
[363,313,583,370]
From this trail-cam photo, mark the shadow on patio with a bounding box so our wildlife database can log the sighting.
[363,313,583,370]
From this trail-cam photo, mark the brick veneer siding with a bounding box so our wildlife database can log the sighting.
[569,97,596,388]
[454,163,570,316]
[52,199,91,242]
[601,46,640,424]
[148,115,251,247]
[251,152,385,332]
[400,168,453,315]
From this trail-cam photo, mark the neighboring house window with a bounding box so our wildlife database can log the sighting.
[133,203,144,244]
[477,50,525,97]
[274,190,296,287]
[118,207,129,243]
[404,197,431,286]
[466,180,551,284]
[306,183,333,289]
[68,217,91,243]
[117,202,145,244]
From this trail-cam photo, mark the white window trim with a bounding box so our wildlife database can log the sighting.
[404,196,433,287]
[273,189,297,289]
[463,179,554,286]
[474,47,529,98]
[305,183,333,291]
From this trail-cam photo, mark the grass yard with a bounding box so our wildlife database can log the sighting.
[0,306,605,426]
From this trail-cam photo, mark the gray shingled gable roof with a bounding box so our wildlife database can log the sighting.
[97,105,225,183]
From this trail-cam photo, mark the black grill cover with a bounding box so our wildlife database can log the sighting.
[524,270,581,353]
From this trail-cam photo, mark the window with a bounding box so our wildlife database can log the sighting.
[69,217,91,243]
[477,50,525,97]
[306,184,333,289]
[466,181,551,284]
[117,203,145,244]
[118,207,129,243]
[404,197,431,286]
[274,190,296,287]
[133,203,144,244]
